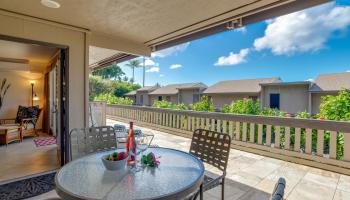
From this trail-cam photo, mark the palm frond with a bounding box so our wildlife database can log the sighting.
[1,78,6,91]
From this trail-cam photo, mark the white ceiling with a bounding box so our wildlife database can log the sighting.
[89,46,122,65]
[0,39,58,72]
[0,40,58,63]
[0,0,288,44]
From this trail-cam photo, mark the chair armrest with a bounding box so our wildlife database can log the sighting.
[0,118,16,125]
[21,118,37,122]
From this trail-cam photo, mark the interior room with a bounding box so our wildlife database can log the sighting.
[0,38,61,183]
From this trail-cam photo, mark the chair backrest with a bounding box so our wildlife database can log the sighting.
[271,177,286,200]
[69,126,116,161]
[15,105,41,124]
[189,129,231,173]
[114,124,126,132]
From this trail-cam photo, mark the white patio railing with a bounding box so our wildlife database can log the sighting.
[94,102,350,175]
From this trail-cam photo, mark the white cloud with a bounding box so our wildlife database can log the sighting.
[151,42,190,58]
[159,74,164,77]
[214,48,250,66]
[170,64,182,69]
[235,27,247,33]
[146,67,160,73]
[254,4,350,55]
[346,70,350,72]
[144,58,159,66]
[306,78,315,82]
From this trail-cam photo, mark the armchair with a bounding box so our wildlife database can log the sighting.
[0,105,42,139]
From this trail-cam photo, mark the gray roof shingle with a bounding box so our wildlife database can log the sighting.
[124,90,137,96]
[310,72,350,92]
[149,82,207,95]
[203,77,281,94]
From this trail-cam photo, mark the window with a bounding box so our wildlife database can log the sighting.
[158,96,162,101]
[193,94,199,103]
[166,96,171,101]
[140,95,143,104]
[269,93,280,109]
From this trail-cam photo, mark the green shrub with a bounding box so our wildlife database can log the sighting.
[259,108,287,117]
[189,96,215,112]
[295,111,311,119]
[173,103,188,110]
[153,100,173,109]
[222,98,260,115]
[319,89,350,121]
[94,93,133,105]
[319,89,350,159]
[152,100,187,110]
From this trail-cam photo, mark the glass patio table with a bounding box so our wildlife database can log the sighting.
[55,147,204,200]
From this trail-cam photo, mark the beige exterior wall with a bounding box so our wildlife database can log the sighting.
[150,95,178,105]
[179,89,201,106]
[136,91,152,106]
[311,92,337,115]
[208,93,258,109]
[261,85,309,114]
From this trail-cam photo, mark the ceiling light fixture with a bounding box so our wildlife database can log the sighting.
[41,0,60,8]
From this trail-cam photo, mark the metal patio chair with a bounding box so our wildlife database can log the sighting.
[271,177,286,200]
[69,126,116,161]
[190,129,231,200]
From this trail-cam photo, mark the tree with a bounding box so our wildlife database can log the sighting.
[126,59,141,83]
[89,75,141,100]
[92,64,125,80]
[112,81,141,97]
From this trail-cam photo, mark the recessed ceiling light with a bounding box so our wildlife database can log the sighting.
[41,0,60,9]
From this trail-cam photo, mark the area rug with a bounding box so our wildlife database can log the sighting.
[33,137,57,147]
[0,172,56,200]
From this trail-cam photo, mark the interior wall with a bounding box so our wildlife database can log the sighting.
[0,71,44,129]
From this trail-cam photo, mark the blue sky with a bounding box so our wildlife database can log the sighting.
[120,2,350,87]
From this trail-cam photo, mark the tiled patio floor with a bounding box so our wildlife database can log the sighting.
[106,119,350,200]
[22,119,350,200]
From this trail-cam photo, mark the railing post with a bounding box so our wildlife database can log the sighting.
[266,125,271,146]
[242,122,247,142]
[317,130,324,157]
[294,128,301,152]
[249,123,255,143]
[329,131,337,159]
[222,120,227,134]
[235,122,240,141]
[192,117,196,131]
[229,121,234,138]
[305,128,312,154]
[206,118,210,130]
[211,119,215,131]
[285,127,290,150]
[201,118,205,129]
[257,124,263,145]
[274,126,280,148]
[187,116,191,131]
[196,118,201,130]
[344,133,350,161]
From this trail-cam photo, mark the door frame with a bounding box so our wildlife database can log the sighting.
[0,34,70,166]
